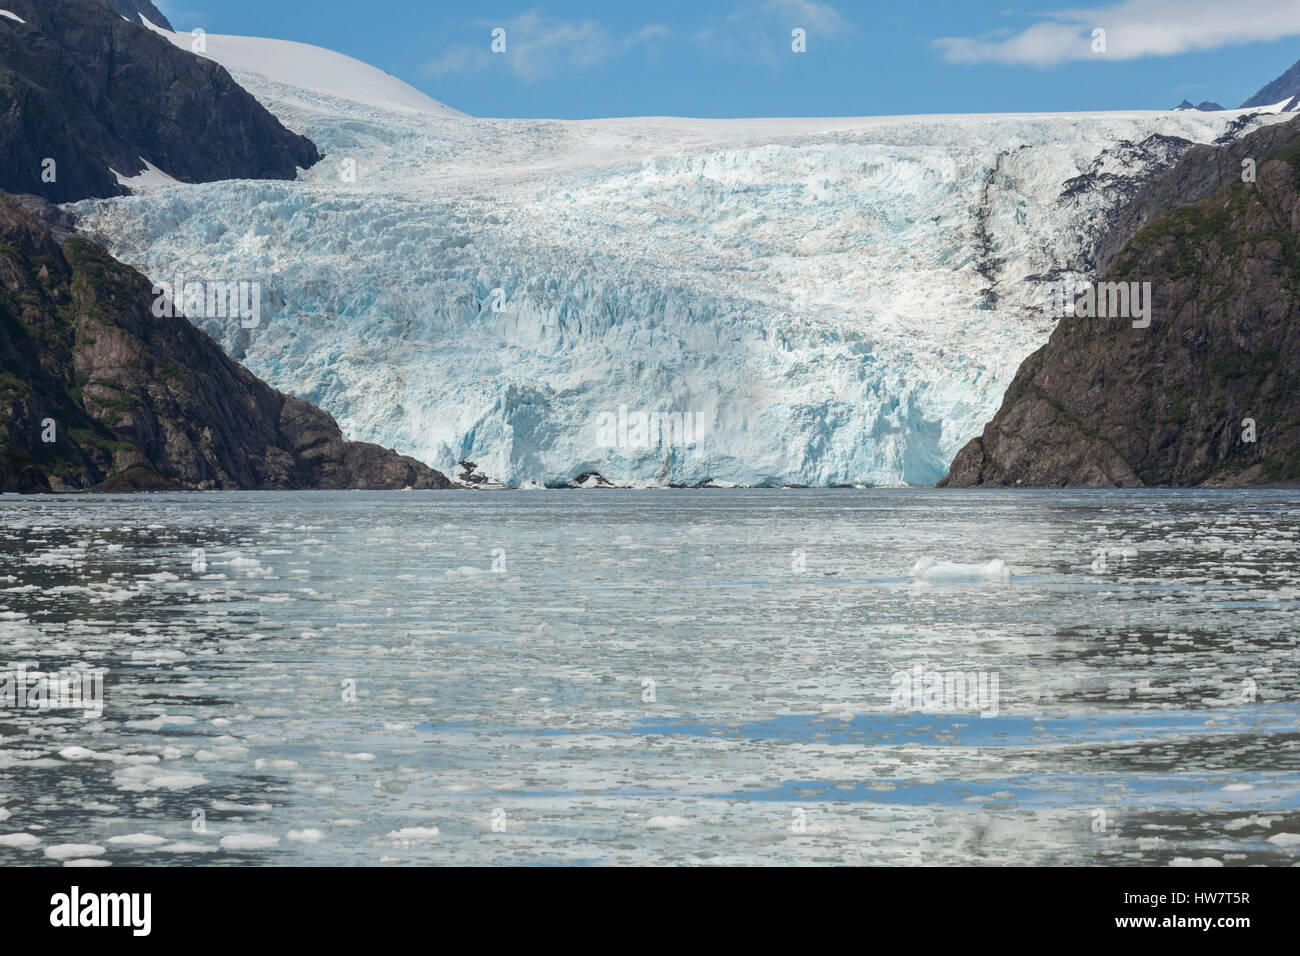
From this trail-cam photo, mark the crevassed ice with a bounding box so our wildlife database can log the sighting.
[72,70,1256,487]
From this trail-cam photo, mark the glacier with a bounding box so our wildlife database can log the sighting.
[70,32,1290,487]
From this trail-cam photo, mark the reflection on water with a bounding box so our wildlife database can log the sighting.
[0,488,1298,866]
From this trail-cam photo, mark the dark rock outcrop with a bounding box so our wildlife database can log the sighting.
[941,133,1300,488]
[0,0,319,202]
[0,193,449,492]
[454,459,508,489]
[1094,116,1300,276]
[103,0,174,31]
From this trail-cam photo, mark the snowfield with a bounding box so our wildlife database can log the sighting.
[141,19,464,118]
[71,32,1286,486]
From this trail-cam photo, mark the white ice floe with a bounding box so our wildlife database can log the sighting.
[911,557,1013,584]
[106,833,169,847]
[387,827,439,841]
[113,765,207,791]
[44,843,106,860]
[253,758,297,771]
[155,841,217,853]
[1223,815,1280,831]
[219,833,280,850]
[444,566,486,578]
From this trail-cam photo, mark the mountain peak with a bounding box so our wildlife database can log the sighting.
[1241,57,1300,108]
[103,0,174,31]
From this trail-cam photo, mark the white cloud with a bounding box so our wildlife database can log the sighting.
[423,2,852,81]
[423,10,668,83]
[763,0,852,34]
[694,0,854,65]
[935,0,1300,67]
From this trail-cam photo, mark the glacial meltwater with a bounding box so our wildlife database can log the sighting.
[1,489,1298,866]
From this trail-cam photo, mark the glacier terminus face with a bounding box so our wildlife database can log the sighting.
[71,53,1272,487]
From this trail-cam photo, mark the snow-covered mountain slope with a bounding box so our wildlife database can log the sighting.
[141,20,465,118]
[71,55,1288,486]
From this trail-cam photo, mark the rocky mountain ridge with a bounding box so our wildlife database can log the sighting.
[103,0,173,31]
[0,0,319,203]
[0,193,449,493]
[941,116,1300,488]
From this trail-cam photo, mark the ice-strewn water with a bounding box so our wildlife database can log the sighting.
[2,489,1298,866]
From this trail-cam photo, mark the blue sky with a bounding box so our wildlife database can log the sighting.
[157,0,1300,118]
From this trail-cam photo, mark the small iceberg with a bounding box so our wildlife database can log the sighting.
[911,557,1013,584]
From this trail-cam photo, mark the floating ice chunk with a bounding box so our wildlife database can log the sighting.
[130,649,187,662]
[387,827,439,841]
[194,746,248,762]
[63,857,112,867]
[286,829,325,842]
[1169,857,1223,867]
[911,557,1012,584]
[113,765,207,791]
[254,758,298,771]
[156,841,217,853]
[219,833,280,850]
[646,816,692,828]
[444,566,486,578]
[1267,833,1300,846]
[45,843,106,860]
[107,833,169,847]
[212,800,273,812]
[0,833,39,848]
[1224,815,1280,831]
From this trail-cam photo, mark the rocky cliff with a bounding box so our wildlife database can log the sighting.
[1093,116,1300,276]
[942,118,1300,488]
[0,0,319,202]
[0,193,449,492]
